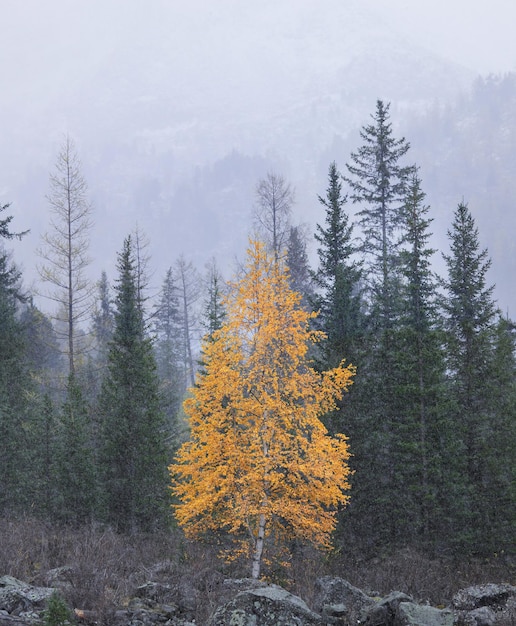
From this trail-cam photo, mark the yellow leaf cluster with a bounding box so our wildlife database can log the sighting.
[170,240,355,568]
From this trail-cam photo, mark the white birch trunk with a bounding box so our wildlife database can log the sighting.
[251,512,266,579]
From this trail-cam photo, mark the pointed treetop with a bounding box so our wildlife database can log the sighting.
[0,203,29,241]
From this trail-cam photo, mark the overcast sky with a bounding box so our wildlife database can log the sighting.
[3,0,516,77]
[3,0,516,311]
[376,0,516,73]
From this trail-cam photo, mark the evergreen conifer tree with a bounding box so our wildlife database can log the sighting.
[286,225,314,309]
[390,172,448,547]
[344,100,415,328]
[0,204,32,513]
[338,103,417,548]
[31,394,59,518]
[20,303,63,392]
[55,374,96,524]
[154,267,185,445]
[483,316,516,551]
[201,260,227,341]
[0,274,30,513]
[312,162,363,368]
[91,271,114,369]
[441,201,498,548]
[98,236,170,532]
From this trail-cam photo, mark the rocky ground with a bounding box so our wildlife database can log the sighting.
[1,522,514,626]
[1,570,515,626]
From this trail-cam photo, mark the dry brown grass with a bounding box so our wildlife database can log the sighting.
[0,517,513,624]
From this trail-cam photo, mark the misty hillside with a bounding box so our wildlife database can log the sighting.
[4,2,516,316]
[2,2,516,591]
[405,73,516,316]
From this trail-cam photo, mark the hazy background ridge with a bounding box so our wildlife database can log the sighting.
[2,0,516,312]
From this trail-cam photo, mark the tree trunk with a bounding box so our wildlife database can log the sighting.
[251,513,266,579]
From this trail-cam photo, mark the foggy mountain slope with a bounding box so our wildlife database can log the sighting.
[402,74,516,317]
[2,0,472,160]
[2,1,474,295]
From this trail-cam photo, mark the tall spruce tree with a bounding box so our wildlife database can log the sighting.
[337,103,417,548]
[21,303,63,392]
[391,172,448,547]
[201,259,227,341]
[98,236,169,532]
[312,162,363,368]
[91,271,114,368]
[55,374,96,524]
[344,100,415,328]
[441,201,498,549]
[483,316,516,551]
[81,271,115,407]
[286,225,314,310]
[0,256,30,513]
[153,267,185,445]
[0,203,31,513]
[30,394,58,518]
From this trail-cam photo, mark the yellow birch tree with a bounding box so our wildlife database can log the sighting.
[170,240,355,579]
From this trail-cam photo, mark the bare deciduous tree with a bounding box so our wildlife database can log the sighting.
[253,172,294,261]
[175,255,202,388]
[132,224,153,314]
[38,136,93,376]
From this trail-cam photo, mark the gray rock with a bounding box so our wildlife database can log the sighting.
[0,576,55,616]
[0,613,36,626]
[452,584,516,611]
[365,592,413,626]
[220,579,269,596]
[41,567,75,595]
[458,606,497,626]
[323,602,347,617]
[204,578,270,618]
[135,582,174,603]
[313,576,377,624]
[113,601,193,626]
[397,602,453,626]
[207,585,326,626]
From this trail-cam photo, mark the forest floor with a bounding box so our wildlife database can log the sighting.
[0,517,513,624]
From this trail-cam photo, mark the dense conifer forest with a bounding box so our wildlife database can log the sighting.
[0,100,514,584]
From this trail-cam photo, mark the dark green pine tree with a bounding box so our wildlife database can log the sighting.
[98,236,170,532]
[338,103,416,549]
[0,203,32,513]
[83,271,115,405]
[153,267,186,446]
[196,261,227,395]
[201,260,227,341]
[92,271,114,369]
[30,394,59,519]
[20,302,63,392]
[0,202,29,242]
[54,374,96,524]
[344,100,415,329]
[441,201,498,549]
[391,172,449,548]
[483,316,516,552]
[285,225,314,309]
[0,256,30,513]
[312,162,363,369]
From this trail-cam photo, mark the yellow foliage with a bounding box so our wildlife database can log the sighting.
[170,240,355,574]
